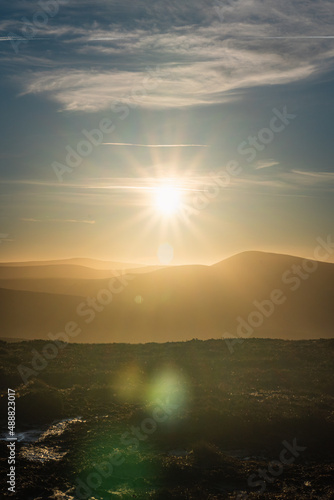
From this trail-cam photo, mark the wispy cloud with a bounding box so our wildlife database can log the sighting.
[289,170,334,187]
[291,170,334,179]
[255,159,280,170]
[3,177,204,191]
[8,0,334,112]
[255,36,334,39]
[16,58,316,111]
[0,233,13,243]
[20,218,96,224]
[7,169,334,195]
[102,142,209,148]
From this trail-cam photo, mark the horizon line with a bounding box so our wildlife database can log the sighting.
[0,249,332,267]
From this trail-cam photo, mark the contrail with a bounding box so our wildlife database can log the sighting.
[0,36,48,41]
[102,143,210,148]
[248,36,334,39]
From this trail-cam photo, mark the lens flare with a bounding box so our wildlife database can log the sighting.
[147,369,188,415]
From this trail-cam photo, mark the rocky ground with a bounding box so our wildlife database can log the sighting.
[0,338,333,499]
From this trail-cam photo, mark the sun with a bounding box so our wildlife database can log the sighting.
[154,186,182,216]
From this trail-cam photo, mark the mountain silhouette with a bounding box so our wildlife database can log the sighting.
[0,251,333,343]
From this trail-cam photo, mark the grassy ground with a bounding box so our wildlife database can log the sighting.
[0,338,333,499]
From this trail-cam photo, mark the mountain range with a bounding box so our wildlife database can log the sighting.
[0,251,333,343]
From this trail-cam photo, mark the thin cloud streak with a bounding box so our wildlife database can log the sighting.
[0,36,48,41]
[2,178,204,192]
[255,36,334,39]
[255,160,280,170]
[291,170,334,180]
[102,142,210,148]
[20,218,96,224]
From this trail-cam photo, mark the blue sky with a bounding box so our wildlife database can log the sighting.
[0,0,334,263]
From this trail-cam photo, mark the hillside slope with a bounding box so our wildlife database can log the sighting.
[0,251,333,342]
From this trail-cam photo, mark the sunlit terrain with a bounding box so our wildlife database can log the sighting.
[1,0,334,498]
[0,339,333,499]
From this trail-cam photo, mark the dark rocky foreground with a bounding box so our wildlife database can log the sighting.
[0,338,333,499]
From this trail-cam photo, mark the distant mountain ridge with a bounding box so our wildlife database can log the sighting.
[0,251,333,343]
[0,257,146,269]
[0,263,163,280]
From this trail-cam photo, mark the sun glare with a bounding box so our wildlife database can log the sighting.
[154,186,182,216]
